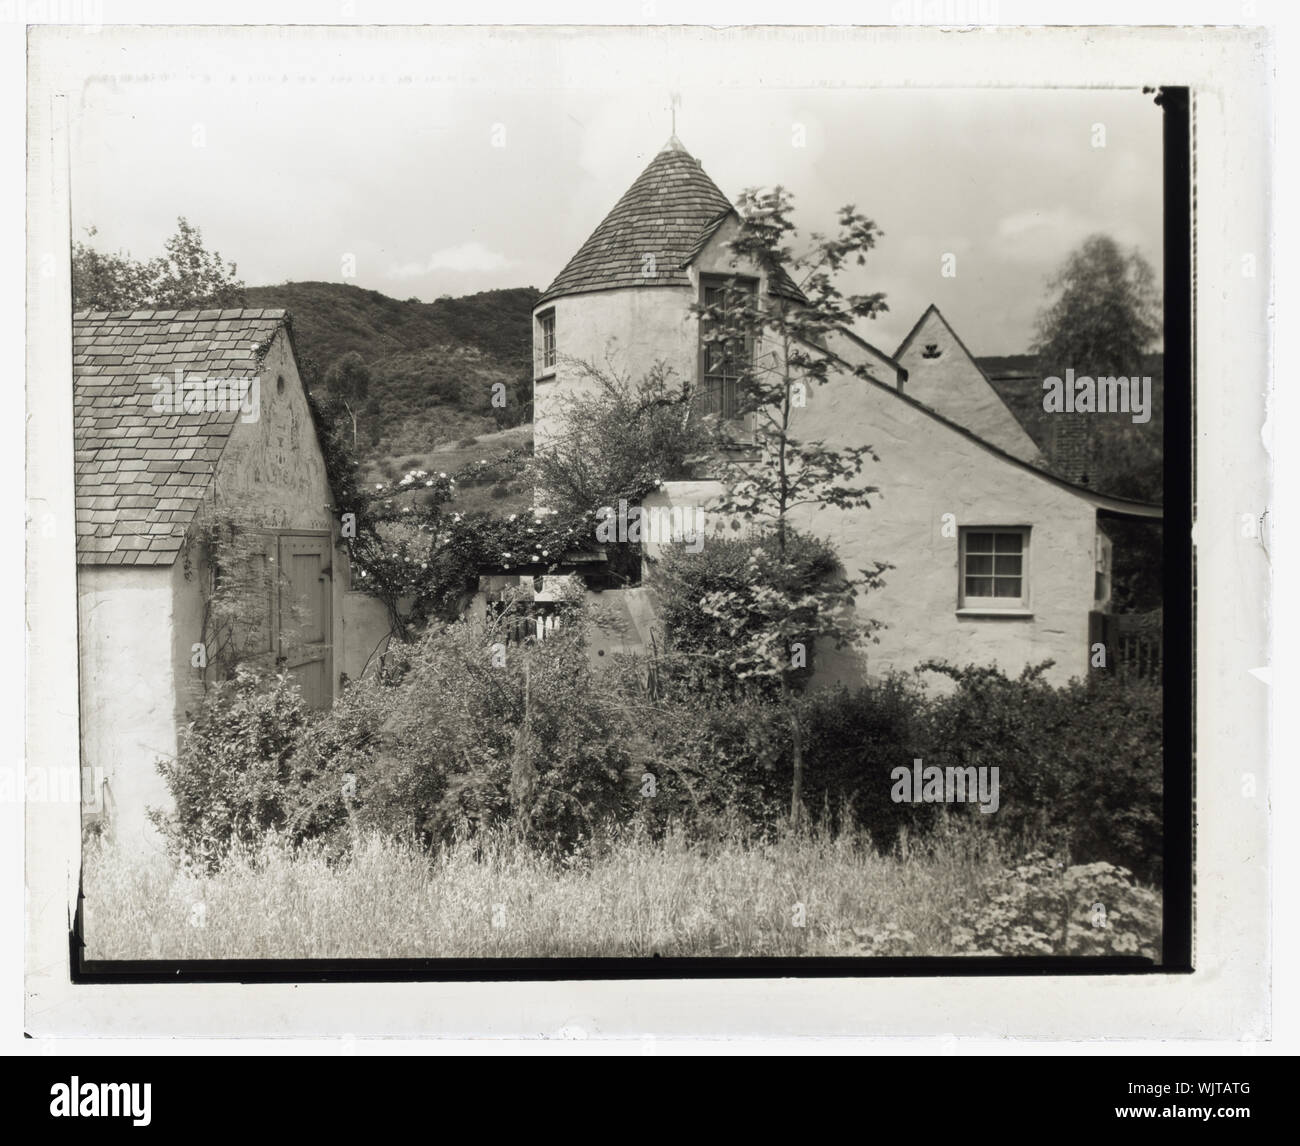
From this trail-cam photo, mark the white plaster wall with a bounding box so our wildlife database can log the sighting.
[202,328,352,702]
[896,309,1044,464]
[208,331,335,534]
[533,286,699,453]
[789,366,1097,686]
[639,381,1098,686]
[533,215,771,453]
[77,566,177,850]
[342,591,394,681]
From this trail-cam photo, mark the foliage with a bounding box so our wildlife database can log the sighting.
[84,818,1016,960]
[533,359,709,516]
[654,527,865,693]
[918,660,1163,881]
[950,852,1161,958]
[150,611,1163,893]
[1032,234,1161,378]
[72,218,247,311]
[324,349,372,405]
[150,668,309,869]
[684,186,894,820]
[242,282,539,454]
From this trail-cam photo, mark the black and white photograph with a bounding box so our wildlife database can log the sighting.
[17,13,1276,1054]
[58,28,1179,965]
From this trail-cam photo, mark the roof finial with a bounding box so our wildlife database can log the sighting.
[670,90,680,138]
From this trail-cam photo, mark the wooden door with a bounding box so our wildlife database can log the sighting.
[277,533,333,709]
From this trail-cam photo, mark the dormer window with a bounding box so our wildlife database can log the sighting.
[697,275,757,419]
[536,309,556,376]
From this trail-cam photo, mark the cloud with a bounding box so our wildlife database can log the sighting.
[995,207,1149,269]
[387,241,513,278]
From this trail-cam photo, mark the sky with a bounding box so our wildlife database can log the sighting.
[63,26,1164,356]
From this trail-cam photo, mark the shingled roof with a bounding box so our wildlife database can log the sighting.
[73,308,289,567]
[537,136,805,305]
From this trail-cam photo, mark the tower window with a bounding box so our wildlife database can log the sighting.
[537,309,556,375]
[697,275,756,419]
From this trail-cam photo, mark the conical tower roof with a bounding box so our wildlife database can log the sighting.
[536,138,738,305]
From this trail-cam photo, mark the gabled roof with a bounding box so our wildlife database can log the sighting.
[815,334,1161,520]
[537,136,805,306]
[73,307,289,566]
[894,302,1045,466]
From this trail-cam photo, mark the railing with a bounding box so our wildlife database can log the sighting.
[1089,609,1163,684]
[490,603,564,646]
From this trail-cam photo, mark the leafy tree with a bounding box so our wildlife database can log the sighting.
[1032,235,1163,611]
[72,217,246,311]
[535,359,707,511]
[324,350,373,447]
[682,187,892,823]
[1032,234,1161,376]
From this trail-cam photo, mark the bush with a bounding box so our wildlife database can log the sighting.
[950,851,1160,958]
[151,668,310,868]
[919,661,1163,881]
[654,528,845,695]
[152,611,1162,886]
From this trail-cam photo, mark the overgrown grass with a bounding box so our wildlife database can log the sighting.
[83,819,1011,960]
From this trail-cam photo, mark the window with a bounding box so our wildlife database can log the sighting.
[697,276,756,419]
[959,527,1029,610]
[536,309,556,375]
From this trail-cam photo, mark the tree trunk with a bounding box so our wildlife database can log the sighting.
[786,676,805,826]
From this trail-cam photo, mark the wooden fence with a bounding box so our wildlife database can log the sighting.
[1089,609,1163,684]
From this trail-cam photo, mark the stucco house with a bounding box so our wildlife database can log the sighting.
[528,136,1162,685]
[73,308,383,845]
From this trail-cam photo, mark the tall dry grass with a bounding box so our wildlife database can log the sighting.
[81,819,1006,960]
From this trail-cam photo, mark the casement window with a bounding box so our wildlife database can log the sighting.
[536,309,556,375]
[697,276,757,419]
[959,527,1030,611]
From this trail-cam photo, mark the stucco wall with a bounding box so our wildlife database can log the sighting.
[79,328,365,846]
[533,286,699,454]
[342,591,394,681]
[534,225,1098,686]
[640,379,1099,685]
[207,331,335,534]
[789,365,1097,685]
[533,216,770,453]
[896,308,1044,465]
[201,328,351,701]
[77,566,177,849]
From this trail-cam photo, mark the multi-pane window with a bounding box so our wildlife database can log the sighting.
[537,309,556,373]
[960,528,1029,608]
[698,276,756,419]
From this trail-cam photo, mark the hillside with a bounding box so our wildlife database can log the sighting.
[244,282,540,457]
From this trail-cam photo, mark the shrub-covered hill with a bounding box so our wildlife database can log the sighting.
[244,281,540,456]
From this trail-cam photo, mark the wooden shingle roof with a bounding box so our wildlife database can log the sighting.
[72,307,288,567]
[537,136,805,306]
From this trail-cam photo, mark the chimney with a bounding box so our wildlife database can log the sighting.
[1052,417,1091,485]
